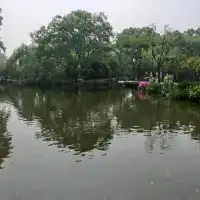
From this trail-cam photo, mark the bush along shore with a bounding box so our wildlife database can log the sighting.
[138,78,200,103]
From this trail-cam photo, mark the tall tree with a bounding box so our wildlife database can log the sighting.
[30,10,114,81]
[116,27,153,80]
[0,8,5,53]
[148,25,171,82]
[118,35,149,80]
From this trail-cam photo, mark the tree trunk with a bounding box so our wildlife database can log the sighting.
[158,65,161,83]
[136,64,141,81]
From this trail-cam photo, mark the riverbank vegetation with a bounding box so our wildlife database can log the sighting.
[1,9,200,93]
[138,80,200,103]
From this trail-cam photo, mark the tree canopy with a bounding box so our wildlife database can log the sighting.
[2,9,200,83]
[0,8,5,54]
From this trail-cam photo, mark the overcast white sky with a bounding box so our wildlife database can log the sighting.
[1,0,200,55]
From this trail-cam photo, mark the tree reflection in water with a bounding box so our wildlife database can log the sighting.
[115,91,200,152]
[7,88,200,155]
[0,107,12,168]
[8,88,125,155]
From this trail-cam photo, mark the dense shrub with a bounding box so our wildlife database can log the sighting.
[147,80,176,96]
[162,82,175,96]
[146,80,200,103]
[147,81,189,99]
[171,86,189,100]
[188,86,200,103]
[178,80,191,90]
[147,82,162,94]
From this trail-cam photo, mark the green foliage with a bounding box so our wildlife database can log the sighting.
[171,85,189,100]
[0,8,6,54]
[147,25,172,82]
[0,53,6,72]
[182,56,200,72]
[188,86,200,102]
[147,80,179,98]
[0,108,12,166]
[3,9,200,86]
[6,10,118,83]
[0,8,6,74]
[116,27,153,80]
[161,82,175,96]
[178,80,191,90]
[116,32,150,79]
[147,82,162,94]
[147,80,200,102]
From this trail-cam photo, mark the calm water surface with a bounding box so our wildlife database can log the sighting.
[0,88,200,200]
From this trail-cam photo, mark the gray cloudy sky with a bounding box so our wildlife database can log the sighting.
[1,0,200,54]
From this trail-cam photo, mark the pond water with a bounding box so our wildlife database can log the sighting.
[0,88,200,200]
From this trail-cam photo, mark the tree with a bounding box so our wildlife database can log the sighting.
[0,8,6,53]
[6,10,200,83]
[148,25,171,83]
[30,10,114,82]
[116,27,151,80]
[0,53,6,73]
[182,56,200,72]
[184,28,195,37]
[6,44,31,78]
[112,42,130,79]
